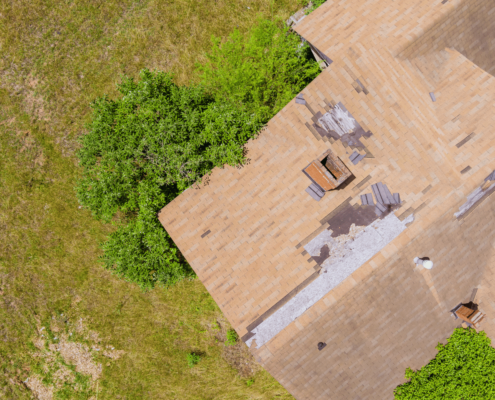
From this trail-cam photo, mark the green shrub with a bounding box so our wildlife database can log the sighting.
[304,0,326,15]
[197,17,320,123]
[77,18,320,290]
[394,328,495,399]
[246,378,255,387]
[76,69,264,290]
[187,353,201,368]
[225,329,239,346]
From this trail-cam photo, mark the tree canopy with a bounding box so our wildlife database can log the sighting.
[394,328,495,399]
[76,18,320,289]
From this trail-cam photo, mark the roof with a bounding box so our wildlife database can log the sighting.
[159,0,495,398]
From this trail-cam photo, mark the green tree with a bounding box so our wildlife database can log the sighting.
[394,328,495,399]
[76,18,320,290]
[76,69,264,290]
[197,18,320,122]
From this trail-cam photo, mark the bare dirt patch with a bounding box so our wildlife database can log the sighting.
[25,376,54,400]
[215,318,261,378]
[54,339,102,380]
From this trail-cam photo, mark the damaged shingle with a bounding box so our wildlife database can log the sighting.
[485,170,495,181]
[361,193,374,206]
[295,93,306,105]
[306,183,325,201]
[350,150,366,165]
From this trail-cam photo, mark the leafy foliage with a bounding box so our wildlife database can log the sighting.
[187,353,201,368]
[76,69,264,289]
[394,328,495,399]
[197,18,320,123]
[304,0,327,15]
[225,329,239,346]
[76,18,320,290]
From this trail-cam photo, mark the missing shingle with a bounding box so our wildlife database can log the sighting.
[422,184,432,194]
[429,92,436,102]
[319,197,353,224]
[460,166,472,174]
[414,202,428,214]
[317,342,327,351]
[441,0,448,3]
[201,229,211,238]
[354,174,372,190]
[455,132,475,148]
[397,207,414,221]
[305,122,322,141]
[305,103,316,115]
[356,79,369,95]
[470,288,478,303]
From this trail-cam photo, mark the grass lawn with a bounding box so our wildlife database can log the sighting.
[0,0,304,398]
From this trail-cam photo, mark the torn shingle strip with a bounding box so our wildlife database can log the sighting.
[306,183,325,201]
[422,184,432,194]
[355,175,372,189]
[240,331,255,343]
[456,183,495,220]
[393,193,401,204]
[305,103,316,115]
[356,79,369,95]
[310,183,325,197]
[201,229,211,238]
[380,183,396,204]
[375,202,387,213]
[371,183,385,205]
[349,151,360,162]
[414,202,428,214]
[305,122,322,141]
[352,153,366,165]
[455,132,475,148]
[361,193,374,206]
[485,171,495,181]
[460,166,472,174]
[429,92,436,102]
[397,207,414,221]
[306,186,322,201]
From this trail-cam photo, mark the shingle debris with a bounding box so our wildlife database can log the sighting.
[349,150,366,165]
[295,93,306,105]
[306,183,325,201]
[485,170,495,182]
[371,182,401,216]
[360,193,374,206]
